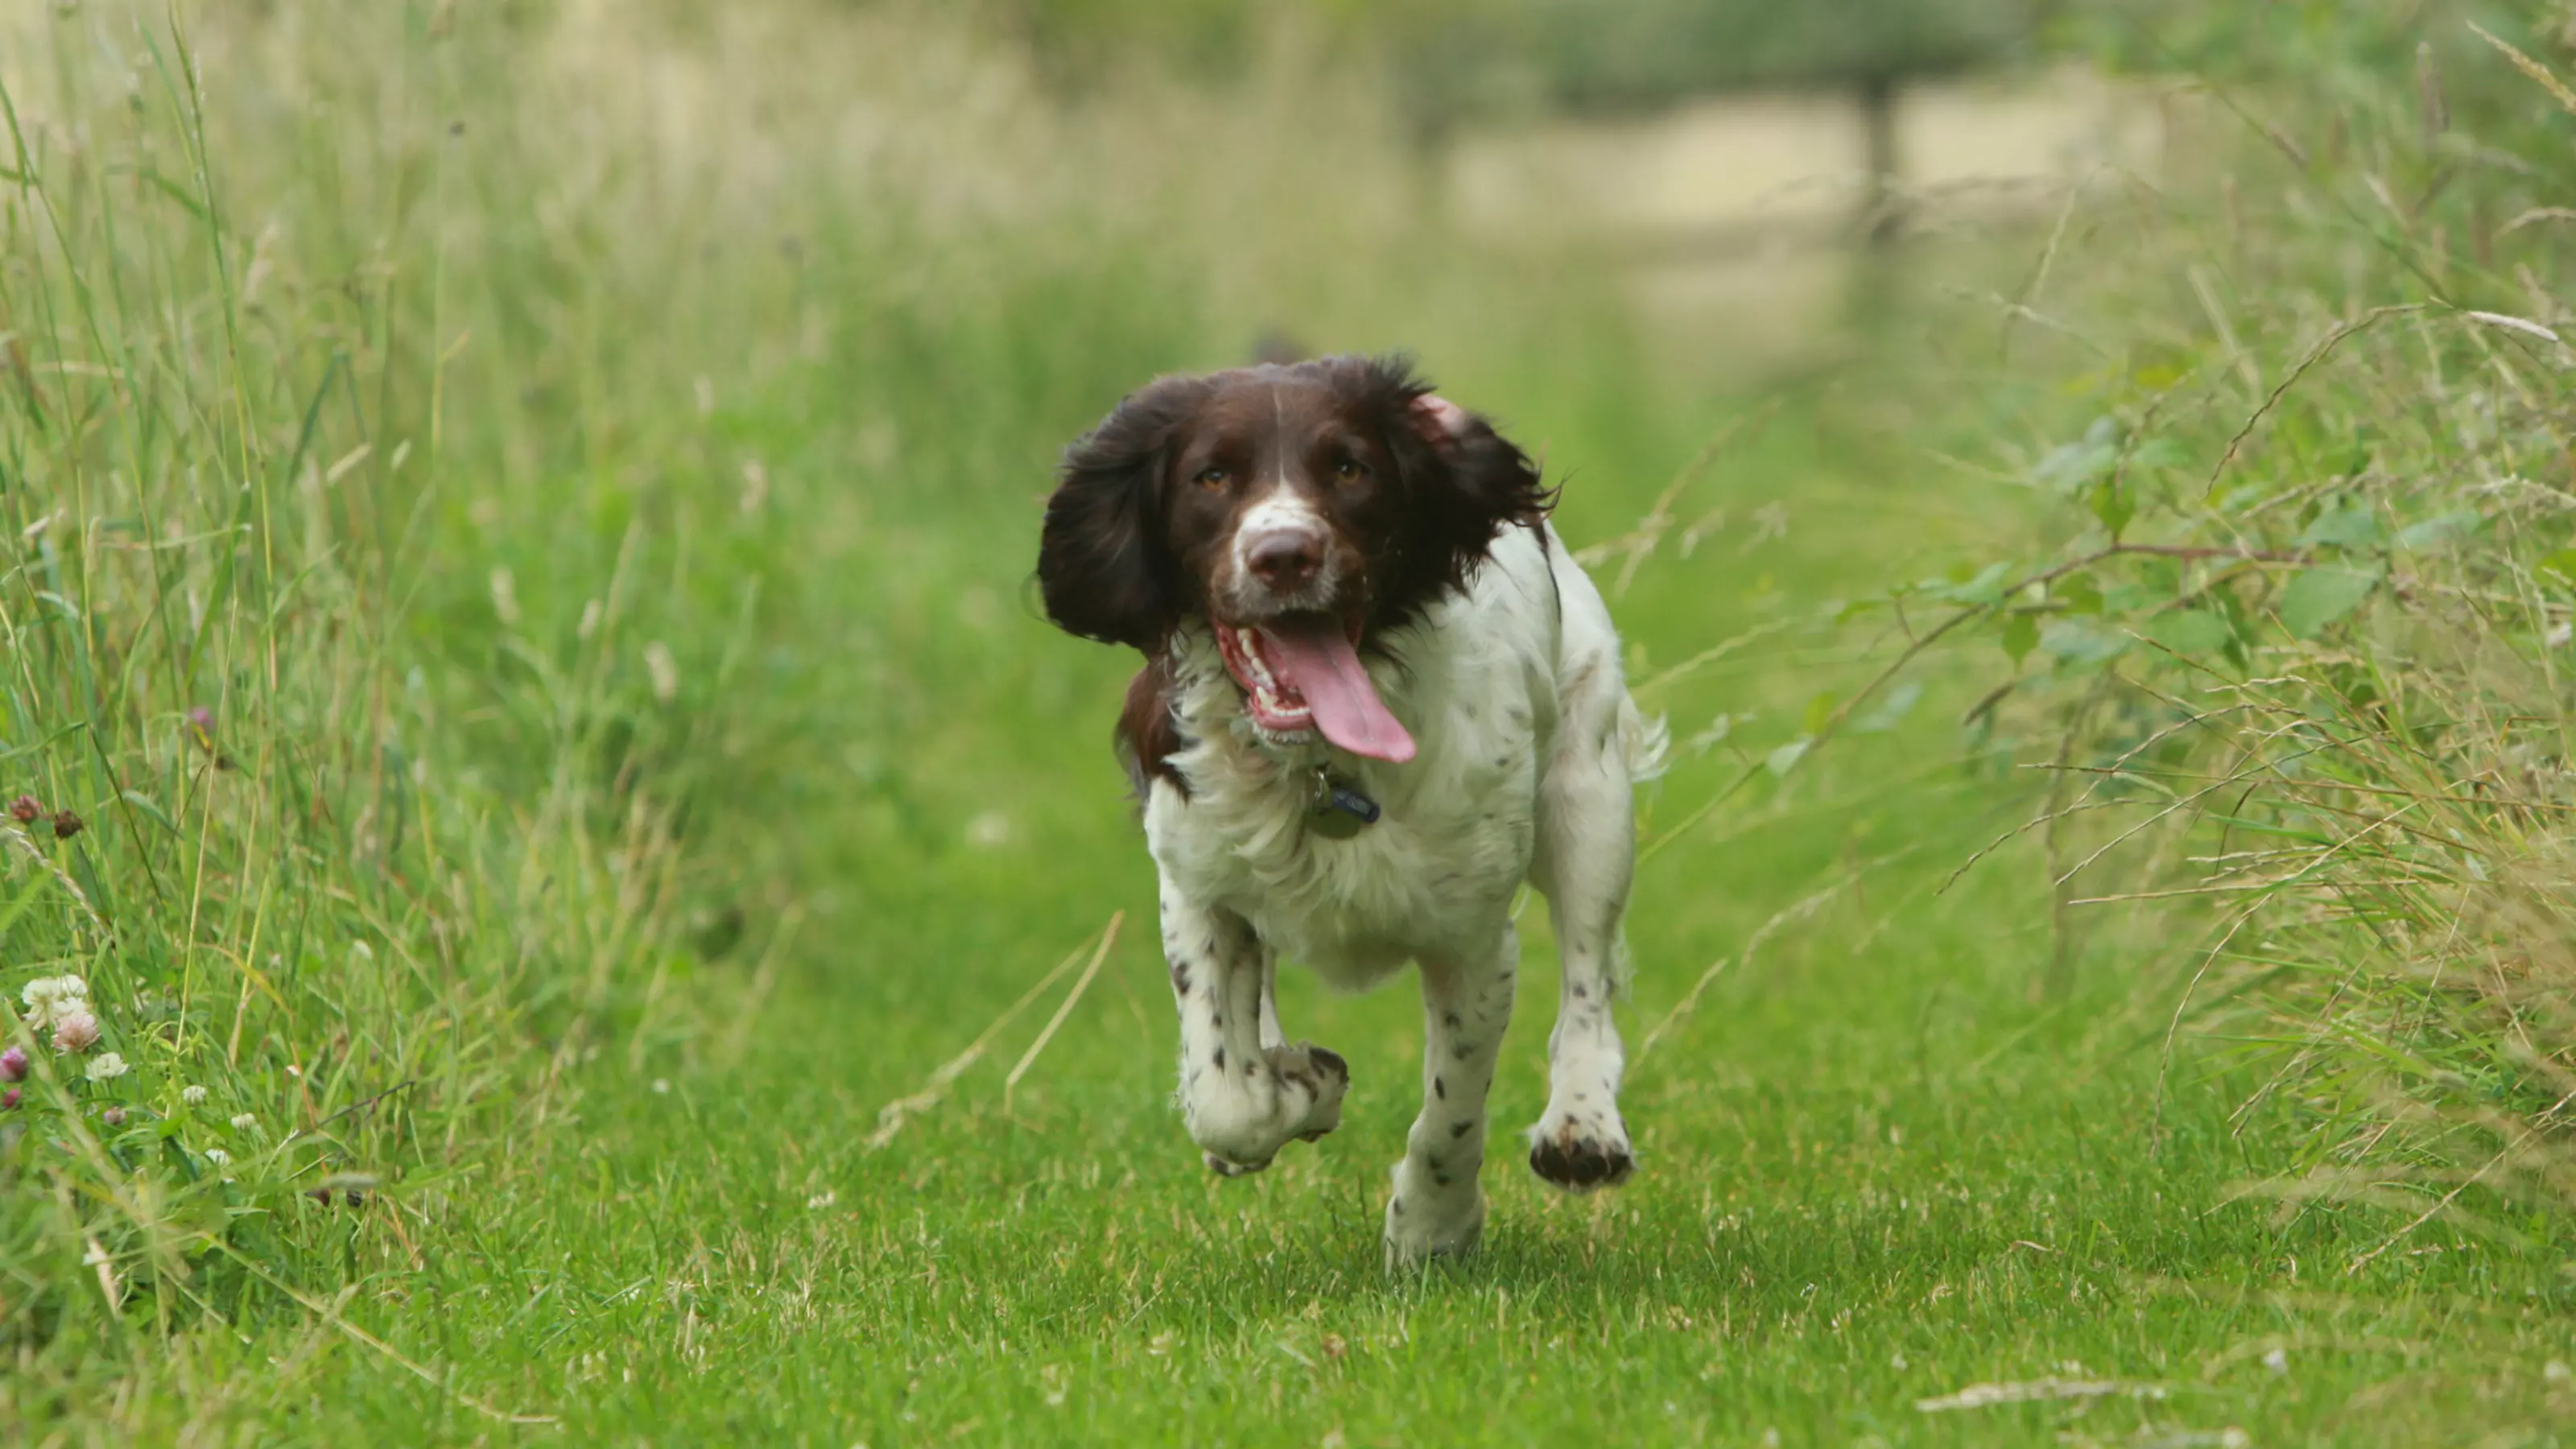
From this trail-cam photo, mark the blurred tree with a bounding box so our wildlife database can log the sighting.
[958,0,2054,238]
[1399,0,2046,240]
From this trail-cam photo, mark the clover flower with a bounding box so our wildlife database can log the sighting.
[181,1084,208,1106]
[52,1009,101,1054]
[102,1107,126,1127]
[0,1046,25,1083]
[2,1088,18,1110]
[85,1051,128,1081]
[19,974,90,1030]
[229,1113,258,1133]
[7,795,39,824]
[204,1147,230,1166]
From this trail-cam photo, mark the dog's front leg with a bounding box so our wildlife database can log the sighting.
[1385,923,1517,1266]
[1159,881,1348,1175]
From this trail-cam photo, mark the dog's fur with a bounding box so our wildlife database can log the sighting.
[1038,354,1661,1263]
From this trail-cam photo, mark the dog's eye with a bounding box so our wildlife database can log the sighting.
[1195,467,1231,489]
[1333,459,1368,482]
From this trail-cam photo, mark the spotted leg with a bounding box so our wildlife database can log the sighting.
[1385,923,1517,1267]
[1525,679,1641,1191]
[1161,886,1348,1175]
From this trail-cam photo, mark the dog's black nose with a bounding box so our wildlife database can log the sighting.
[1246,529,1323,591]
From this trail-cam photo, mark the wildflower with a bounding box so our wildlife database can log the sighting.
[85,1051,128,1081]
[181,1084,208,1106]
[185,706,217,753]
[0,1046,25,1082]
[204,1147,230,1166]
[52,1009,101,1054]
[51,809,81,840]
[1,1088,17,1110]
[19,974,90,1030]
[229,1113,258,1132]
[102,1106,126,1127]
[7,795,39,824]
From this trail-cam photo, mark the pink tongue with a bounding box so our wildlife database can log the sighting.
[1260,619,1416,763]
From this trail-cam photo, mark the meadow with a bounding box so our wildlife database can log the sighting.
[4,2,2575,1443]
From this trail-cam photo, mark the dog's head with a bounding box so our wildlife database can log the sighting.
[1037,355,1548,762]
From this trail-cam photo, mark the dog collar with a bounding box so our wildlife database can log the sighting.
[1306,766,1381,840]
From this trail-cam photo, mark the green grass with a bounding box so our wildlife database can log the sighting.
[5,2,2575,1444]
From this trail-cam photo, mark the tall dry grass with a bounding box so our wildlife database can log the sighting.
[1831,5,2576,1249]
[0,0,1644,1406]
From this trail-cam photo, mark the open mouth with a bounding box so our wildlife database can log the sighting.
[1212,614,1417,763]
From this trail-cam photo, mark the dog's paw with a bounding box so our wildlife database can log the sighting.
[1526,1107,1634,1193]
[1188,1042,1349,1174]
[1383,1184,1484,1271]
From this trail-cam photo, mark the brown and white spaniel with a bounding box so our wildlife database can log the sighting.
[1038,354,1662,1265]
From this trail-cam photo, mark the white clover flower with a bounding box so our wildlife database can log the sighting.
[229,1113,258,1132]
[85,1051,129,1081]
[181,1084,209,1106]
[20,973,85,1006]
[19,974,92,1031]
[52,1009,101,1053]
[203,1146,231,1166]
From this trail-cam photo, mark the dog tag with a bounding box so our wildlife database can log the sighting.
[1307,771,1380,840]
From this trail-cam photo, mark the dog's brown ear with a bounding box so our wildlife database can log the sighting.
[1038,375,1209,651]
[1351,354,1552,614]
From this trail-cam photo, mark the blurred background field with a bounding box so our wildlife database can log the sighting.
[4,0,2576,1443]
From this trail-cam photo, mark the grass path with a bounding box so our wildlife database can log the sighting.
[130,429,2572,1447]
[168,833,2569,1445]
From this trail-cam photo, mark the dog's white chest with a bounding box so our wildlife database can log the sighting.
[1144,533,1563,988]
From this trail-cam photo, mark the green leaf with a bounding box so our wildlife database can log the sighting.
[2033,417,2119,493]
[2277,565,2381,638]
[1852,681,1924,734]
[1765,738,1811,777]
[118,791,183,837]
[2145,609,2231,656]
[2540,548,2576,588]
[2088,480,2134,539]
[2396,509,2482,549]
[2131,437,2190,470]
[2296,503,2383,548]
[2055,574,2104,617]
[1802,691,1836,736]
[2040,618,2129,668]
[2001,609,2038,665]
[1930,559,2014,606]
